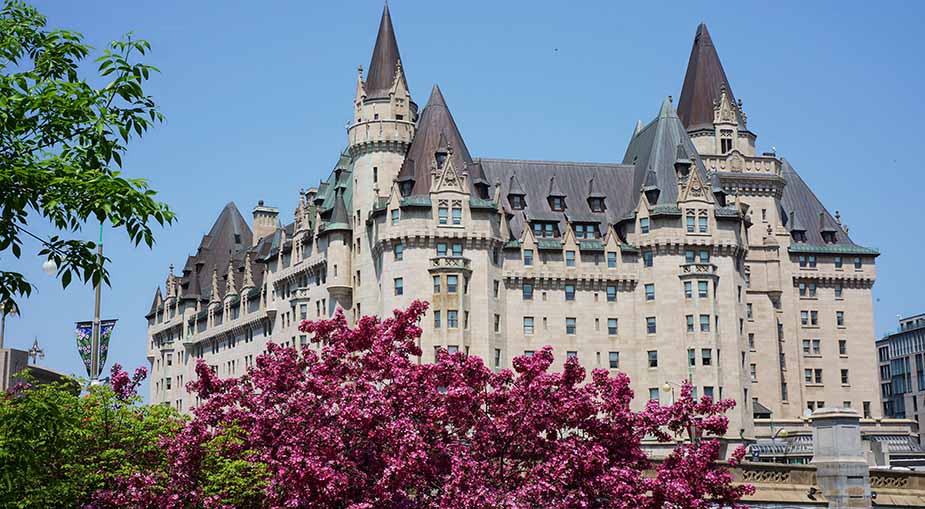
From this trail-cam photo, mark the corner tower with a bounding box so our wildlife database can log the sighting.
[346,5,417,322]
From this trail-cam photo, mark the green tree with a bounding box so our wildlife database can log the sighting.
[0,369,184,508]
[0,0,174,313]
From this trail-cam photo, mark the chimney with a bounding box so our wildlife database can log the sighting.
[252,200,279,246]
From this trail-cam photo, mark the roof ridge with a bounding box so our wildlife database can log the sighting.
[476,157,633,169]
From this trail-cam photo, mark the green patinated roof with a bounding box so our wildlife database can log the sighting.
[649,204,682,216]
[400,196,432,208]
[322,223,352,232]
[504,240,522,249]
[537,239,563,251]
[579,240,605,252]
[620,243,640,253]
[714,206,740,218]
[316,150,354,226]
[788,244,879,256]
[469,198,497,210]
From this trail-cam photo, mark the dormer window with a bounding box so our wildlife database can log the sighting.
[549,196,566,211]
[589,197,605,212]
[574,223,598,240]
[720,130,733,153]
[400,181,413,196]
[509,195,526,210]
[822,231,837,244]
[435,151,448,169]
[532,222,557,239]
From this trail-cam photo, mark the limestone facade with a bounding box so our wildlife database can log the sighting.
[145,9,881,441]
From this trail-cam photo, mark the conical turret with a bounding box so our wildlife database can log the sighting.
[677,23,742,131]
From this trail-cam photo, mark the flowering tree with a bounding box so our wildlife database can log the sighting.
[97,300,751,508]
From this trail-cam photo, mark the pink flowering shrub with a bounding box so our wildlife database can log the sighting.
[94,300,752,508]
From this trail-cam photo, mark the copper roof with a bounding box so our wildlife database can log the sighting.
[365,4,402,99]
[677,23,742,131]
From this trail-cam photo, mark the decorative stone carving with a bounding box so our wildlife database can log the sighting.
[741,469,792,484]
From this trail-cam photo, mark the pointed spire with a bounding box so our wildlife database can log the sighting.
[365,3,403,98]
[166,264,177,298]
[659,96,676,118]
[633,119,645,137]
[677,23,741,130]
[587,177,606,198]
[396,85,475,196]
[147,286,163,317]
[210,268,221,304]
[225,261,238,297]
[242,254,255,290]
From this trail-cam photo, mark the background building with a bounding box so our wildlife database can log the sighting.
[878,314,925,430]
[146,7,884,445]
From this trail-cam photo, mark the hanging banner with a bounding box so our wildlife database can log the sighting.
[75,319,117,378]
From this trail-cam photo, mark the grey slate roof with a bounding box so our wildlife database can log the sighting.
[623,97,713,205]
[779,159,856,247]
[479,158,635,240]
[364,4,402,99]
[677,23,744,131]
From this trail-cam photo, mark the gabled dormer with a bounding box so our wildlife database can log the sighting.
[820,211,839,244]
[547,175,567,211]
[587,177,606,213]
[507,172,527,211]
[789,210,807,243]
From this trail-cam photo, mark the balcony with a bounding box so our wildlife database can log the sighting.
[429,256,471,273]
[679,262,718,278]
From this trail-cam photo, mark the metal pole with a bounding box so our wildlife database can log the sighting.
[0,311,5,350]
[90,223,103,381]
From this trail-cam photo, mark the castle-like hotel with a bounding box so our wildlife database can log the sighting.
[146,7,881,440]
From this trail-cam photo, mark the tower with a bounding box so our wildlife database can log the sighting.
[346,4,417,320]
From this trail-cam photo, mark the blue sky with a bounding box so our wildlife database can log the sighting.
[5,1,924,398]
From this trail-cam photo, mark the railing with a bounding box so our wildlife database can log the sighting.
[680,262,717,275]
[701,154,781,175]
[430,256,471,272]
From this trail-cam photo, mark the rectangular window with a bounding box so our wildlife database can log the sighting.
[447,310,459,328]
[799,282,807,296]
[811,310,818,326]
[493,314,501,332]
[808,283,817,297]
[648,350,658,368]
[704,386,715,399]
[684,281,693,299]
[438,207,448,225]
[436,243,447,257]
[835,256,843,269]
[640,217,650,234]
[493,280,500,298]
[524,249,534,266]
[523,316,535,335]
[646,317,656,334]
[839,339,847,356]
[835,285,843,299]
[750,363,757,382]
[698,215,708,233]
[748,333,755,350]
[804,368,812,384]
[702,349,712,366]
[836,311,845,327]
[700,314,711,332]
[434,310,441,328]
[451,207,462,225]
[452,243,463,257]
[747,303,753,319]
[686,216,695,233]
[565,250,576,267]
[801,310,809,326]
[606,285,616,302]
[494,349,501,367]
[433,276,441,293]
[854,257,862,269]
[524,350,535,357]
[565,284,576,301]
[394,242,404,261]
[643,250,653,267]
[799,255,807,268]
[808,255,817,268]
[841,369,849,385]
[391,209,399,225]
[566,351,578,359]
[300,304,308,321]
[699,250,710,263]
[649,388,660,402]
[608,351,619,368]
[686,315,694,332]
[698,281,708,298]
[522,282,534,300]
[645,283,655,301]
[447,275,458,293]
[688,348,696,367]
[394,278,404,296]
[685,250,695,264]
[815,368,823,384]
[447,345,459,354]
[566,317,577,335]
[607,318,618,335]
[607,251,617,268]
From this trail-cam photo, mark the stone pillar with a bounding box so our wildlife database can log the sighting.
[810,408,871,508]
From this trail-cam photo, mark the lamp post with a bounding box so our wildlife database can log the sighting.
[90,223,103,381]
[27,337,44,364]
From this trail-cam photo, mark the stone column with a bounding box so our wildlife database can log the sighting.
[810,408,871,508]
